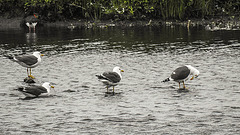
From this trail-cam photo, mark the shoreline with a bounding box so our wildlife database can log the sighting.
[1,17,240,31]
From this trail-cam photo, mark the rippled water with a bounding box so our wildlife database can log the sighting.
[0,26,240,134]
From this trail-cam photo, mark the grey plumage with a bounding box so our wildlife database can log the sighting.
[170,66,190,82]
[18,85,48,97]
[17,82,54,98]
[14,55,38,67]
[97,71,121,83]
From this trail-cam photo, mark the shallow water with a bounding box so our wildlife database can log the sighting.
[0,26,240,134]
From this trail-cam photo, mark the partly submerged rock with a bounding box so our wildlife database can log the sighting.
[24,77,36,83]
[63,89,77,92]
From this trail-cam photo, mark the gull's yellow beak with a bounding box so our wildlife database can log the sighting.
[41,54,44,56]
[51,86,54,88]
[190,75,199,80]
[121,70,124,72]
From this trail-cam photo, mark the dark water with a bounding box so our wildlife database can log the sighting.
[0,25,239,134]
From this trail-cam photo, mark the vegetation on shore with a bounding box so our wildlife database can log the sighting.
[0,0,239,21]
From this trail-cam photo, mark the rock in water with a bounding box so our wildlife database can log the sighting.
[24,77,36,83]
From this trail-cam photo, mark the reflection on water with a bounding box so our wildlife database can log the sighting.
[26,33,37,44]
[1,26,239,55]
[0,26,239,134]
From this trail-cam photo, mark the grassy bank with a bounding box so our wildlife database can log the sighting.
[0,0,239,21]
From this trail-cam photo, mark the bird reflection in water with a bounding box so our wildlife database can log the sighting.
[26,33,37,44]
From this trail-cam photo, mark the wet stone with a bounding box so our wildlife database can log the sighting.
[24,77,36,83]
[105,91,114,95]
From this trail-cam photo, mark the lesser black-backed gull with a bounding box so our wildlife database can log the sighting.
[163,65,200,89]
[6,52,44,79]
[17,82,54,98]
[96,66,124,93]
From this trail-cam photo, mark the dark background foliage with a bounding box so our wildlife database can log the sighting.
[0,0,239,21]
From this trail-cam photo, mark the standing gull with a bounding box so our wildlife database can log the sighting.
[6,51,44,79]
[17,82,54,98]
[25,14,39,32]
[162,65,200,89]
[96,66,124,93]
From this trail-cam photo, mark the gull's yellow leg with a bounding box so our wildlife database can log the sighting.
[29,68,35,79]
[179,82,181,89]
[27,68,29,77]
[183,82,187,89]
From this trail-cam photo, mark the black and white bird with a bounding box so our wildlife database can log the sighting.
[162,65,200,89]
[26,22,38,32]
[6,52,44,79]
[17,82,54,98]
[25,14,39,33]
[96,66,124,93]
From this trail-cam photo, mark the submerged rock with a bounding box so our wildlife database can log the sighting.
[63,89,76,92]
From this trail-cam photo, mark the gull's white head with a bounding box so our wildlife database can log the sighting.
[113,66,124,73]
[186,65,200,80]
[113,66,124,78]
[33,51,44,58]
[42,82,54,93]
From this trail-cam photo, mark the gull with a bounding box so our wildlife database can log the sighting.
[163,65,200,89]
[17,82,54,98]
[96,66,124,93]
[6,51,44,79]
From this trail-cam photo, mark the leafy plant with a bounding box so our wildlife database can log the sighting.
[0,0,239,20]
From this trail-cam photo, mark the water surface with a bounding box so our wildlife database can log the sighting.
[0,25,239,134]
